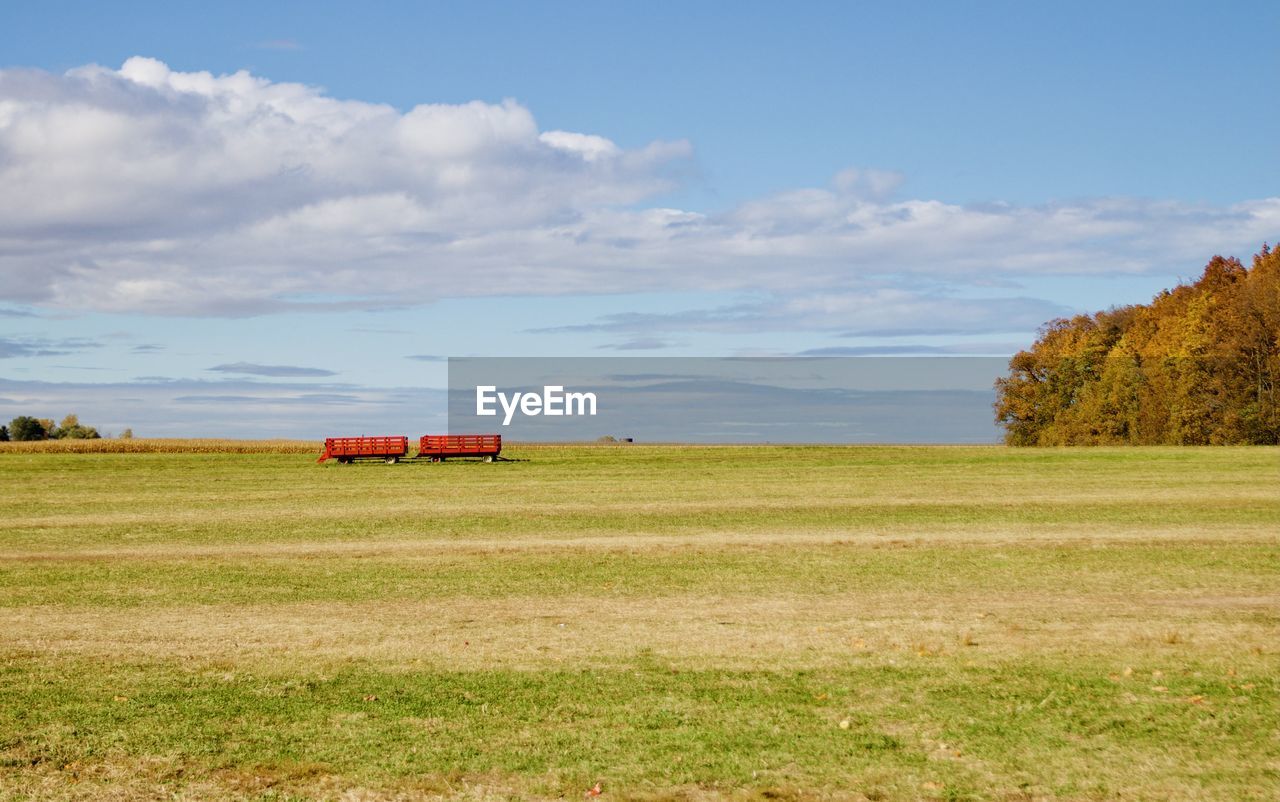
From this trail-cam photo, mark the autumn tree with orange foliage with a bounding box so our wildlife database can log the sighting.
[995,244,1280,445]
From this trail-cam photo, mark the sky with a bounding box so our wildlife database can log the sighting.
[1,1,1277,437]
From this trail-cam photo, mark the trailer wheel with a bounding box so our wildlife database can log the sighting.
[384,456,399,464]
[482,455,494,463]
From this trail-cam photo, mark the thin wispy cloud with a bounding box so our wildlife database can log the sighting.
[207,362,337,378]
[175,393,362,405]
[0,376,445,438]
[252,38,303,51]
[0,336,101,359]
[598,338,678,351]
[534,292,1070,338]
[798,343,1023,356]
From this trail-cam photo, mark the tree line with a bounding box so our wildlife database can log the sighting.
[1,415,131,441]
[995,244,1279,445]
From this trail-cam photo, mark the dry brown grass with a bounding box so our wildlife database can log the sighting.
[3,522,1273,563]
[4,592,1274,671]
[0,439,799,456]
[0,438,319,454]
[0,755,539,802]
[0,759,853,802]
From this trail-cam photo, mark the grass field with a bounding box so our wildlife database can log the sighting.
[1,444,1277,801]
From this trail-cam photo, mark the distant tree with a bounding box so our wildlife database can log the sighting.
[37,419,55,438]
[8,416,47,441]
[52,413,100,439]
[995,245,1280,445]
[119,428,134,439]
[0,425,8,442]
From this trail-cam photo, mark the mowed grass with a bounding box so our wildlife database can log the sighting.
[0,445,1277,800]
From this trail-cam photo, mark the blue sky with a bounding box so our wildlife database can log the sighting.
[1,1,1277,437]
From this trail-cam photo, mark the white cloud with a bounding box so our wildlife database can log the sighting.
[0,57,1276,318]
[533,289,1069,338]
[539,130,621,162]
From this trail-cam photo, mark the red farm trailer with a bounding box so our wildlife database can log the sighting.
[317,436,409,464]
[417,434,502,462]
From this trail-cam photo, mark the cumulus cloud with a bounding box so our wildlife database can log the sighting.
[0,57,1275,320]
